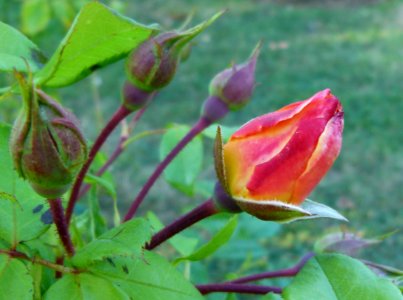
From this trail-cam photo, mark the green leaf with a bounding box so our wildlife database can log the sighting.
[87,186,108,239]
[91,251,204,300]
[174,215,238,264]
[159,125,203,196]
[71,218,151,268]
[261,293,284,300]
[21,0,51,36]
[283,254,402,300]
[85,173,120,226]
[0,21,46,72]
[146,211,198,256]
[85,173,117,200]
[44,273,129,300]
[0,255,33,300]
[35,2,158,87]
[0,124,50,246]
[234,197,347,223]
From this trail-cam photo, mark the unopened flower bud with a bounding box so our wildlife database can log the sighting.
[126,32,179,91]
[121,81,154,111]
[213,89,344,222]
[126,12,224,92]
[10,73,87,198]
[208,43,260,110]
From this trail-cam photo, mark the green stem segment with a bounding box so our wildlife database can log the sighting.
[124,117,212,221]
[66,105,132,224]
[48,198,75,256]
[146,199,217,250]
[0,249,77,274]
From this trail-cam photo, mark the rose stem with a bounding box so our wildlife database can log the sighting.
[196,283,282,295]
[66,105,132,224]
[47,198,75,256]
[77,107,148,199]
[124,117,212,221]
[229,252,314,284]
[0,249,77,274]
[146,199,217,250]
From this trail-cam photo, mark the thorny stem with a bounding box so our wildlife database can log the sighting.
[124,117,212,221]
[66,105,132,224]
[146,199,217,250]
[48,198,75,256]
[196,283,282,295]
[0,249,77,274]
[229,252,315,284]
[78,114,163,199]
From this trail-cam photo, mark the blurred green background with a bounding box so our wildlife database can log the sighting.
[1,0,402,297]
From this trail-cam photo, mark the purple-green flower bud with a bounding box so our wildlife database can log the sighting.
[125,32,182,92]
[121,81,154,111]
[208,43,261,110]
[10,73,87,198]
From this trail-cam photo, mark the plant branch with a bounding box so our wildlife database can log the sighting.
[66,105,132,224]
[124,117,212,221]
[48,198,75,256]
[146,199,217,250]
[229,252,314,284]
[196,283,282,295]
[0,249,77,274]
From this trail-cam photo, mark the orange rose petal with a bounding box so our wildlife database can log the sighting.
[291,112,344,203]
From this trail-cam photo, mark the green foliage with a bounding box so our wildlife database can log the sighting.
[44,273,129,300]
[0,21,45,72]
[174,215,238,264]
[89,252,204,299]
[147,211,198,256]
[71,218,151,268]
[283,254,402,300]
[21,0,51,36]
[160,125,203,196]
[35,2,158,87]
[85,173,121,226]
[0,124,50,246]
[0,255,33,300]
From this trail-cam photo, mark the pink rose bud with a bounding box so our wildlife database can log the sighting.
[214,89,344,221]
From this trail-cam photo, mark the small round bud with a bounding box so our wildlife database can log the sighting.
[121,81,154,111]
[10,75,87,198]
[126,32,182,92]
[209,43,260,110]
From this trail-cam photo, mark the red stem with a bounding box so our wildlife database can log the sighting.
[48,198,75,256]
[196,283,282,295]
[66,105,132,224]
[123,117,212,221]
[229,252,314,284]
[78,107,148,199]
[146,199,217,250]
